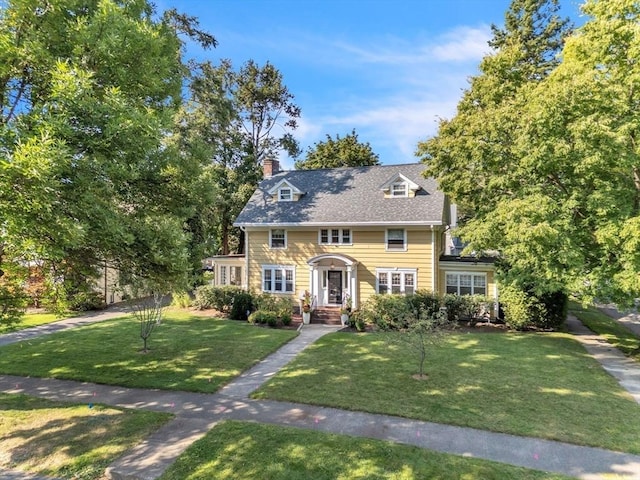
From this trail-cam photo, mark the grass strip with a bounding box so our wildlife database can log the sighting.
[0,309,297,393]
[0,393,171,480]
[160,420,571,480]
[569,301,640,361]
[253,331,640,454]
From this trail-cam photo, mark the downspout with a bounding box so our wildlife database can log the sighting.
[240,226,248,290]
[431,225,436,293]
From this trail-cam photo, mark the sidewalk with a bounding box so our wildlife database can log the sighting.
[597,304,640,337]
[3,320,640,479]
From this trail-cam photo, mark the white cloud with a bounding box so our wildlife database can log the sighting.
[431,26,494,62]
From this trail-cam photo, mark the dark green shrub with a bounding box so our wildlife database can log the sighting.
[230,291,253,320]
[500,285,566,330]
[68,291,106,311]
[442,294,469,322]
[360,294,412,330]
[280,311,292,326]
[248,310,277,326]
[407,290,441,317]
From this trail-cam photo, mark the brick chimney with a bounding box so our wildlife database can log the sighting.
[263,158,280,178]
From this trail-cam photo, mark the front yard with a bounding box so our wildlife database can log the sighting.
[0,309,297,393]
[252,330,640,454]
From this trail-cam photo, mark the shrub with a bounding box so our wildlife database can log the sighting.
[248,310,278,326]
[407,290,441,318]
[500,285,567,330]
[68,291,106,311]
[280,311,292,326]
[360,294,412,330]
[171,291,192,308]
[230,291,253,320]
[193,285,244,312]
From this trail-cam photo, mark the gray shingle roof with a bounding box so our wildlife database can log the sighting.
[233,163,446,227]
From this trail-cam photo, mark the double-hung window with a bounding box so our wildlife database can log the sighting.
[376,269,416,295]
[219,265,227,285]
[270,229,286,249]
[278,188,292,201]
[386,229,406,251]
[319,228,351,245]
[391,182,408,197]
[446,273,486,296]
[262,266,294,293]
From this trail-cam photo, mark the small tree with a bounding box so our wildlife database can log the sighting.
[132,292,164,353]
[382,307,454,379]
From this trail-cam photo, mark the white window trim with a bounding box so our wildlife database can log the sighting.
[375,268,417,295]
[262,265,295,293]
[278,187,292,201]
[269,229,287,249]
[318,228,352,245]
[391,182,408,197]
[445,272,487,296]
[385,228,407,252]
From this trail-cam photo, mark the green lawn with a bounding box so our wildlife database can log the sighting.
[159,420,570,480]
[0,393,171,480]
[0,311,78,333]
[253,331,640,454]
[569,301,640,361]
[0,310,297,393]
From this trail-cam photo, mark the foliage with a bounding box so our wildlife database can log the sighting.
[301,290,312,313]
[500,285,567,330]
[229,291,253,320]
[253,293,294,317]
[193,285,244,312]
[171,291,192,308]
[0,0,214,310]
[361,293,492,331]
[295,129,380,170]
[0,274,27,329]
[248,310,274,325]
[67,291,107,312]
[419,0,640,307]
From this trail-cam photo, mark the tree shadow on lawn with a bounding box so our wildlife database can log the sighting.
[0,315,296,393]
[253,331,640,453]
[0,393,169,478]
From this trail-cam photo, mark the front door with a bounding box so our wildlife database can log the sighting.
[327,270,342,305]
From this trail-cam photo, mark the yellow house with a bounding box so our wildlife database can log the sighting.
[233,161,496,314]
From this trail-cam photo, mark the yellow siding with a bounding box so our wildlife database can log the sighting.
[247,227,439,304]
[438,263,497,303]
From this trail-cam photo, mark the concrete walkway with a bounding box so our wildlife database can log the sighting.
[597,304,640,338]
[2,318,640,479]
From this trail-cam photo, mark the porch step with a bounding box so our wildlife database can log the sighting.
[311,307,342,325]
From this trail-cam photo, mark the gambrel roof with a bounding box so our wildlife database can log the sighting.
[234,163,447,227]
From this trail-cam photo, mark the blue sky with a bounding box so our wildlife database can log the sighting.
[159,0,583,168]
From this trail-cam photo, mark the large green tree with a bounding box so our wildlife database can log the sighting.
[0,0,214,308]
[417,0,570,294]
[295,129,380,170]
[419,0,640,306]
[173,59,300,256]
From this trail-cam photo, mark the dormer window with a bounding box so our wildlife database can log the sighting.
[268,179,303,202]
[391,182,408,197]
[380,173,420,198]
[279,188,292,201]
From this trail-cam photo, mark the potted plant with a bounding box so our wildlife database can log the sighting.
[340,294,352,326]
[301,290,312,325]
